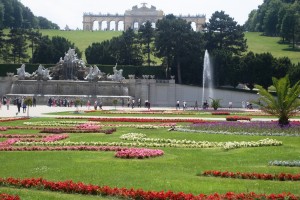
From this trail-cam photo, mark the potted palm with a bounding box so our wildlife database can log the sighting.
[210,98,222,110]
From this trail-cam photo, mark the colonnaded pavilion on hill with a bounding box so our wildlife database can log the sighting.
[82,3,206,31]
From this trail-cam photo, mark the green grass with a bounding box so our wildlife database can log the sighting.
[245,32,300,64]
[0,117,300,199]
[43,109,300,119]
[39,30,121,61]
[38,30,300,64]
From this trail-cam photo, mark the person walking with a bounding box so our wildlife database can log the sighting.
[176,100,180,110]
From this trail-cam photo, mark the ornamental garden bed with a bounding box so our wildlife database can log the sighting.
[0,114,299,199]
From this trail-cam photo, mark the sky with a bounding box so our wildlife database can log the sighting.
[19,0,264,30]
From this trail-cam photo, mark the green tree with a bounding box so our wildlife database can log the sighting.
[26,29,42,63]
[155,14,196,83]
[7,28,29,63]
[254,75,300,126]
[33,35,81,64]
[12,0,23,28]
[204,11,247,56]
[85,40,115,64]
[138,21,154,67]
[118,28,143,65]
[0,28,6,62]
[32,36,54,63]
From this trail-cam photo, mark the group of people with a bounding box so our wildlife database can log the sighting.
[47,97,78,107]
[13,96,36,113]
[176,100,188,110]
[124,98,151,110]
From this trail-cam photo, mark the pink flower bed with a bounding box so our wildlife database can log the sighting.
[39,127,116,134]
[202,170,300,181]
[0,127,7,131]
[115,148,164,159]
[0,193,20,200]
[0,146,164,159]
[0,177,298,200]
[0,134,69,147]
[76,123,101,130]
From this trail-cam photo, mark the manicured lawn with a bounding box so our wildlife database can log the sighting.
[0,115,299,199]
[245,32,300,64]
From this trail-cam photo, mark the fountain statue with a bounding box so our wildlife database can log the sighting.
[16,64,31,80]
[49,48,86,80]
[34,64,52,80]
[85,65,104,81]
[107,63,125,82]
[7,49,130,105]
[202,50,214,106]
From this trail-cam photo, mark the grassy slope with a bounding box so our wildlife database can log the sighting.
[4,30,299,64]
[40,30,122,61]
[245,32,300,64]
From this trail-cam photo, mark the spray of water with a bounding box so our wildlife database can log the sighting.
[202,50,214,106]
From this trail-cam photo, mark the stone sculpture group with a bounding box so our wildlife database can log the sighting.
[15,48,125,82]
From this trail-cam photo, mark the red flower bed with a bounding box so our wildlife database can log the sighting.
[39,127,116,134]
[0,117,29,122]
[0,194,20,200]
[211,112,230,115]
[0,177,298,200]
[226,116,251,121]
[202,170,300,181]
[88,117,207,123]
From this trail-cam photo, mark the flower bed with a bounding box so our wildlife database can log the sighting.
[201,170,300,181]
[0,193,20,200]
[0,117,29,122]
[88,117,207,123]
[0,177,298,200]
[190,121,300,135]
[120,133,283,150]
[174,127,300,137]
[211,112,230,115]
[39,127,116,134]
[0,146,163,159]
[226,116,251,121]
[0,127,7,131]
[14,136,282,150]
[269,160,300,167]
[0,134,69,147]
[115,148,164,159]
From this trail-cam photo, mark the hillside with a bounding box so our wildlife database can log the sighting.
[39,30,121,61]
[39,30,300,64]
[245,32,300,64]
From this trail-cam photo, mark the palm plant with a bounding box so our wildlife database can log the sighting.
[254,75,300,126]
[210,98,222,110]
[24,97,33,117]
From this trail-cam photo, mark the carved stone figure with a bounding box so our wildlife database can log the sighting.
[16,64,31,80]
[34,64,51,80]
[85,65,103,81]
[107,63,125,82]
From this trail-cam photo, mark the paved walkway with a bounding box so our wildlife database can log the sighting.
[0,104,283,122]
[0,105,177,118]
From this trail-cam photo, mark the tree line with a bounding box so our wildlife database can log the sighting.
[0,0,59,29]
[245,0,300,49]
[0,11,299,89]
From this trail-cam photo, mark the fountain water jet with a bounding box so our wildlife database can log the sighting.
[202,50,214,106]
